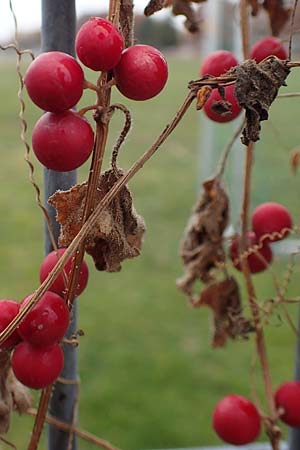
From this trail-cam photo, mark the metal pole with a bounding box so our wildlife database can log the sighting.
[41,1,78,449]
[289,311,300,450]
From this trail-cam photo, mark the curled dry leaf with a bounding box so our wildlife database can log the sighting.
[177,178,229,295]
[192,277,254,347]
[211,99,232,116]
[196,86,212,110]
[49,169,146,272]
[234,57,290,145]
[263,0,291,36]
[0,352,32,434]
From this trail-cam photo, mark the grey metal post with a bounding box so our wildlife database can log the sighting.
[41,1,78,449]
[289,311,300,450]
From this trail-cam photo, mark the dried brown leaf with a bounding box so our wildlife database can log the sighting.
[144,0,165,16]
[49,169,146,272]
[234,57,290,145]
[263,0,291,36]
[193,277,254,347]
[211,99,232,116]
[247,0,260,16]
[196,86,212,110]
[177,178,229,295]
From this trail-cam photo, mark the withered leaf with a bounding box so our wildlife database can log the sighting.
[247,0,259,16]
[144,0,165,16]
[211,100,232,116]
[193,277,254,347]
[177,178,229,295]
[263,0,291,36]
[234,58,290,145]
[49,169,146,272]
[196,85,212,110]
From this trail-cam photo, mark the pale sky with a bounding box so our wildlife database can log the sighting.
[0,0,148,41]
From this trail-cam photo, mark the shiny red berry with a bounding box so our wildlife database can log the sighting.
[114,44,168,101]
[24,51,84,113]
[250,36,287,63]
[39,248,89,297]
[252,202,292,242]
[18,291,70,347]
[11,342,64,389]
[200,50,238,77]
[0,300,21,350]
[213,394,261,445]
[32,110,94,172]
[275,381,300,427]
[203,84,241,123]
[76,17,124,71]
[230,231,273,274]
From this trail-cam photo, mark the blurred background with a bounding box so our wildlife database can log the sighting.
[1,0,300,448]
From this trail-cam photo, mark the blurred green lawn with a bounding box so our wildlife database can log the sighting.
[1,54,300,449]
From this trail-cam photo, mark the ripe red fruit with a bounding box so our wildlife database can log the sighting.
[275,381,300,427]
[24,51,84,113]
[114,44,168,101]
[39,248,89,297]
[252,202,292,242]
[76,17,124,71]
[0,300,21,350]
[200,50,238,77]
[11,342,64,389]
[203,84,241,123]
[250,36,287,63]
[32,110,94,172]
[230,231,273,274]
[18,291,70,347]
[213,394,261,445]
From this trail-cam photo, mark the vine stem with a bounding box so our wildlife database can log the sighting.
[239,2,280,449]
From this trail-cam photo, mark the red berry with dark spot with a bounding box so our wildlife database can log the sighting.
[200,50,238,77]
[252,202,292,242]
[114,45,168,101]
[0,300,21,350]
[18,291,70,347]
[213,394,261,445]
[32,110,94,172]
[230,231,273,274]
[24,51,84,113]
[11,342,64,389]
[76,17,124,71]
[203,84,241,123]
[250,36,287,63]
[275,381,300,427]
[39,248,89,297]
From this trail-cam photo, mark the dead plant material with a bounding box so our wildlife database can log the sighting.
[177,178,229,295]
[247,0,259,16]
[49,169,146,272]
[263,0,291,36]
[144,0,165,16]
[196,86,212,110]
[0,352,32,434]
[211,99,232,117]
[234,57,290,145]
[192,277,254,347]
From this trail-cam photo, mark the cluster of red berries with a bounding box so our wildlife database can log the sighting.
[24,17,168,172]
[230,202,292,274]
[213,381,300,445]
[200,36,287,123]
[0,249,88,390]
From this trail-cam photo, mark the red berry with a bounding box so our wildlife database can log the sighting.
[250,36,287,63]
[39,248,89,297]
[24,51,84,113]
[32,110,94,172]
[213,394,261,445]
[275,381,300,427]
[200,50,238,77]
[230,231,273,274]
[11,342,64,389]
[18,291,70,347]
[114,45,168,101]
[252,202,292,242]
[203,85,241,123]
[0,300,21,350]
[76,17,124,71]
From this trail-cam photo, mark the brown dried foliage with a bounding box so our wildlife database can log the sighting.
[192,277,254,347]
[234,57,290,145]
[196,86,212,110]
[177,178,229,295]
[49,169,146,272]
[247,0,291,35]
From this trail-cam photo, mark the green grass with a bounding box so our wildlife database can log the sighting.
[1,54,300,449]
